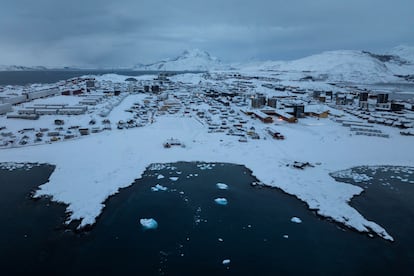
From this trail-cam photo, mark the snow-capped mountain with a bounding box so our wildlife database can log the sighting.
[241,47,414,83]
[134,49,231,71]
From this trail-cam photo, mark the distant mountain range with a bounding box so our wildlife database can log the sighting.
[1,45,413,83]
[133,49,232,71]
[0,65,49,71]
[241,45,414,83]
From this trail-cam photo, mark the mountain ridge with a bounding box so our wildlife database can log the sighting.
[133,49,231,71]
[1,46,413,84]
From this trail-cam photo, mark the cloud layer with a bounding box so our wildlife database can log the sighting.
[1,0,413,66]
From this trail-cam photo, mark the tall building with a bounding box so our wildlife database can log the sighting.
[267,97,277,108]
[251,94,266,108]
[377,93,389,104]
[359,92,369,109]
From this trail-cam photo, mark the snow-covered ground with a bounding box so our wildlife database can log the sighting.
[0,109,412,241]
[0,68,413,242]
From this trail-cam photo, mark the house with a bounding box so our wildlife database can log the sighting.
[305,105,330,118]
[79,128,90,135]
[54,119,64,125]
[336,94,346,105]
[0,103,12,114]
[151,85,161,93]
[7,114,39,120]
[391,103,405,112]
[267,128,285,140]
[163,138,183,148]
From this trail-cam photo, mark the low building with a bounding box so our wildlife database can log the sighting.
[377,93,389,104]
[336,94,346,105]
[262,109,297,123]
[391,103,405,112]
[376,102,391,111]
[305,105,330,118]
[79,128,90,135]
[6,114,39,120]
[252,110,273,123]
[0,103,12,114]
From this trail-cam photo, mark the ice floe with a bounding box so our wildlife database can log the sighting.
[216,183,229,190]
[214,198,228,205]
[331,169,373,183]
[140,218,158,230]
[151,184,168,192]
[291,217,302,223]
[222,259,231,265]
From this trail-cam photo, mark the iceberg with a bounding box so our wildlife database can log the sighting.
[222,259,231,265]
[140,218,158,230]
[214,198,228,205]
[291,217,302,224]
[151,184,168,192]
[216,183,229,190]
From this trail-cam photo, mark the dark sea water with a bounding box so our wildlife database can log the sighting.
[1,162,413,276]
[0,70,202,86]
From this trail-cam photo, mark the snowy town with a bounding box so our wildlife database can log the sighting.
[1,71,414,148]
[2,1,414,274]
[0,66,413,243]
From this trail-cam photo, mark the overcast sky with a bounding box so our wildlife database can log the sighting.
[1,0,413,67]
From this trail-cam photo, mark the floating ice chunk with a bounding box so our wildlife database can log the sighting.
[290,217,302,223]
[214,198,228,205]
[216,183,229,190]
[151,184,168,192]
[169,177,179,181]
[157,174,165,179]
[331,169,372,183]
[140,218,158,230]
[222,259,231,265]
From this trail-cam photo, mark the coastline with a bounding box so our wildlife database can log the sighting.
[0,114,412,240]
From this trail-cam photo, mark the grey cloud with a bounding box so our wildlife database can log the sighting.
[0,0,413,66]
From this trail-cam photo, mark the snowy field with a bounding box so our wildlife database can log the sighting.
[0,72,413,241]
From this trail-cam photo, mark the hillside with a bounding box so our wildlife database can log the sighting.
[241,48,414,83]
